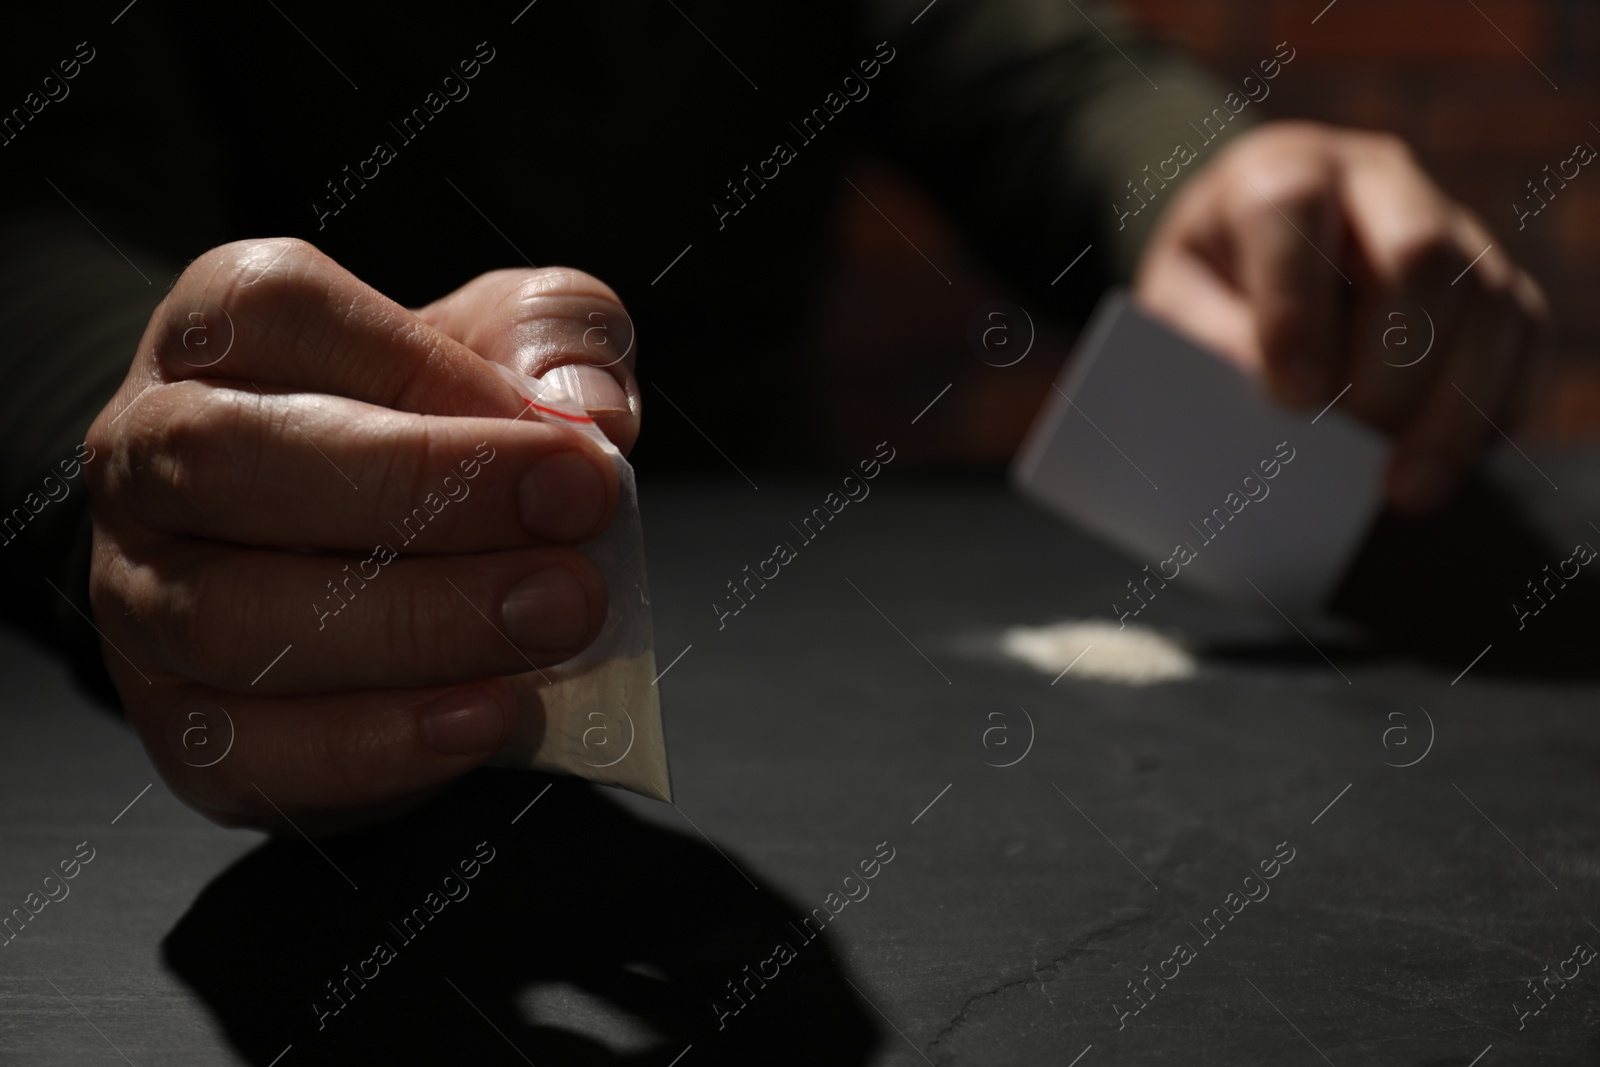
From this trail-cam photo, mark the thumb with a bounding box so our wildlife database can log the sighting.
[417,267,641,454]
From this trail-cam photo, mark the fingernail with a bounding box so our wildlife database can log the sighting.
[421,691,508,756]
[542,364,630,414]
[520,452,606,540]
[501,566,590,652]
[1392,453,1452,512]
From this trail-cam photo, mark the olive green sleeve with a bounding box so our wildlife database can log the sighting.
[860,0,1263,317]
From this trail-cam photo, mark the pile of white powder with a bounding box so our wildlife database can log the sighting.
[999,619,1196,685]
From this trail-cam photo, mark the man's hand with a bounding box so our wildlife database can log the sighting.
[1134,120,1551,513]
[85,238,640,834]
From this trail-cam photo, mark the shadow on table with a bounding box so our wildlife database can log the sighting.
[163,770,879,1066]
[1201,472,1600,678]
[1330,471,1600,677]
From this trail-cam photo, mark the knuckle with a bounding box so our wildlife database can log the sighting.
[156,238,333,374]
[191,237,324,299]
[169,592,224,684]
[83,415,118,498]
[1232,166,1331,230]
[518,265,624,307]
[86,539,134,625]
[348,571,441,675]
[209,239,330,329]
[392,575,454,666]
[128,389,247,528]
[374,414,447,519]
[162,556,245,684]
[1365,129,1412,162]
[1262,170,1329,215]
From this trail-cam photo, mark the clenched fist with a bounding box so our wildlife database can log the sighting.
[85,238,640,834]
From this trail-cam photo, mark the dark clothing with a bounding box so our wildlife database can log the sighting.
[0,1,1249,695]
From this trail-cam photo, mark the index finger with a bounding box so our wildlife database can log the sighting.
[143,237,526,420]
[1226,153,1349,407]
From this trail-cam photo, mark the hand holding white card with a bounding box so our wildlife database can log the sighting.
[1012,291,1389,613]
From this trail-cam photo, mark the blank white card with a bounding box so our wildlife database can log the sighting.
[1011,291,1389,612]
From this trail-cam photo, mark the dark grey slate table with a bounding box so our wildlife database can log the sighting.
[3,449,1599,1065]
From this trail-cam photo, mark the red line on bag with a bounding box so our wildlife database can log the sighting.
[522,397,594,423]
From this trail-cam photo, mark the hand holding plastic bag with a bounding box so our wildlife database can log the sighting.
[486,363,671,802]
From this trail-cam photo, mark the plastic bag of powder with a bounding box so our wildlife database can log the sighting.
[483,362,671,802]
